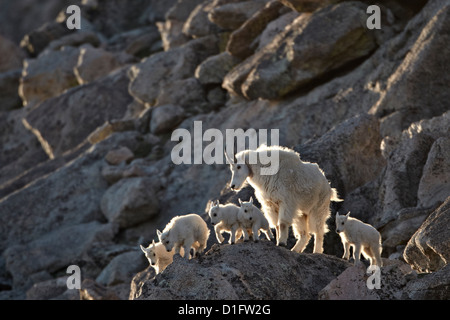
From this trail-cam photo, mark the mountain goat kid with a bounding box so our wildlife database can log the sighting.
[208,200,243,244]
[336,212,383,267]
[157,213,210,259]
[140,240,186,274]
[238,197,274,242]
[226,145,342,253]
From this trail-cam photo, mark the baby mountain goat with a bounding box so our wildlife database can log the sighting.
[208,200,243,244]
[238,197,273,242]
[140,240,186,274]
[336,212,383,267]
[157,213,210,259]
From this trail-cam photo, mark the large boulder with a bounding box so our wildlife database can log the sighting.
[100,177,161,229]
[128,35,220,106]
[223,1,377,100]
[24,66,133,158]
[132,241,351,300]
[19,46,80,108]
[403,197,450,273]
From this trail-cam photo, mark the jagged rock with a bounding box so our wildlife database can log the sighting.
[24,66,133,158]
[295,114,386,197]
[182,1,223,38]
[277,0,340,12]
[0,131,144,253]
[19,46,80,108]
[403,264,450,300]
[195,52,242,85]
[226,0,287,59]
[80,279,119,300]
[105,146,134,165]
[0,109,49,187]
[150,104,185,134]
[96,251,147,287]
[0,69,23,112]
[132,241,351,300]
[107,26,162,58]
[379,206,434,257]
[20,22,73,56]
[44,31,101,53]
[208,0,270,31]
[223,2,377,100]
[154,77,206,110]
[369,3,450,135]
[0,35,25,72]
[404,197,450,273]
[128,35,219,106]
[100,177,160,229]
[417,137,450,208]
[319,259,417,300]
[74,46,123,85]
[3,221,116,289]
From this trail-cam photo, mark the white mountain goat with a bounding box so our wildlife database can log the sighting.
[336,212,383,267]
[238,197,273,242]
[157,213,210,259]
[208,200,243,244]
[140,240,186,274]
[226,145,342,253]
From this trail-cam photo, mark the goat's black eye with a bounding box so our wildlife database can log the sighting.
[341,222,344,225]
[244,210,247,213]
[213,213,217,217]
[166,240,169,244]
[237,165,241,169]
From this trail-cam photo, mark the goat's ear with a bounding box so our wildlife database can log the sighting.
[224,151,233,164]
[249,197,253,204]
[238,198,243,205]
[215,199,220,206]
[140,244,147,253]
[152,239,156,246]
[336,211,340,217]
[346,211,351,217]
[156,229,162,238]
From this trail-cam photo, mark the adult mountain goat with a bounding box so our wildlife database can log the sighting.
[226,145,342,253]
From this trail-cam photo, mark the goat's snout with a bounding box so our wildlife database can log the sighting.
[249,217,253,221]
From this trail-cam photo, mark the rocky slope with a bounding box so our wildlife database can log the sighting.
[0,0,448,300]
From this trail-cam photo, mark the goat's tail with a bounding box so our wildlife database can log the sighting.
[331,188,343,202]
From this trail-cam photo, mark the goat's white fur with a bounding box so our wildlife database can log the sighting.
[336,212,383,267]
[157,213,210,259]
[238,197,274,241]
[208,200,243,244]
[227,145,342,253]
[140,240,186,274]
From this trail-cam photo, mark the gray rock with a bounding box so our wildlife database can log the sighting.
[150,104,185,134]
[208,1,270,31]
[100,177,160,229]
[0,69,23,112]
[195,52,242,85]
[417,137,450,208]
[132,241,351,300]
[74,46,123,85]
[403,264,450,300]
[295,114,386,197]
[0,35,25,72]
[403,197,450,273]
[223,2,377,100]
[319,259,417,300]
[96,251,147,286]
[182,1,222,38]
[226,0,288,59]
[19,46,79,108]
[24,66,133,158]
[277,0,341,12]
[128,35,219,106]
[3,221,116,289]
